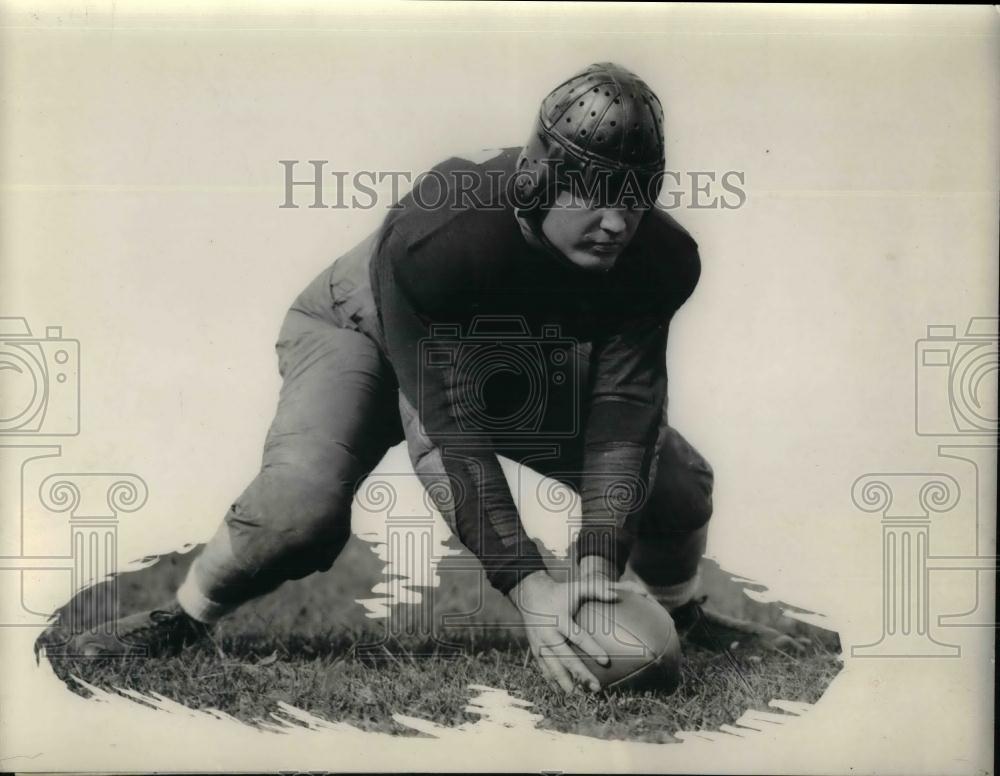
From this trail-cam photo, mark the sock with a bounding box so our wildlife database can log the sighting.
[622,564,702,612]
[175,521,257,625]
[176,562,234,625]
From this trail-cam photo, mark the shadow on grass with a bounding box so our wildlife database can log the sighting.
[37,536,843,743]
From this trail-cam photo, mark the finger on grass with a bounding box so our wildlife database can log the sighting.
[538,644,576,694]
[564,625,610,667]
[534,653,557,686]
[549,640,601,693]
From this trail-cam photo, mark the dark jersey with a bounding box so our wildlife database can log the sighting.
[370,147,701,593]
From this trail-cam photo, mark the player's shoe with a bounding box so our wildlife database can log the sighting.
[34,600,213,659]
[670,596,811,654]
[619,566,812,654]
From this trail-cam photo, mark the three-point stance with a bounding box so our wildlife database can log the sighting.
[39,63,798,693]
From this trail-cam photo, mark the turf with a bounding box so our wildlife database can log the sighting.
[40,536,843,743]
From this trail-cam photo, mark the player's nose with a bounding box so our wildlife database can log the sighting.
[598,208,628,236]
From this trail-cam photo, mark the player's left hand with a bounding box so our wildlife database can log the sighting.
[576,554,653,600]
[508,569,619,694]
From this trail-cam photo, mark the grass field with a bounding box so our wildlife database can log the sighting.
[41,534,842,743]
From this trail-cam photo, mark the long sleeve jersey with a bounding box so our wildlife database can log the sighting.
[370,148,701,594]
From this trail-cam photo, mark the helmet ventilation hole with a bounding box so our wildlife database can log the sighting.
[525,63,665,201]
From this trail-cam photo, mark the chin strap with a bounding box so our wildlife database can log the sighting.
[514,207,582,271]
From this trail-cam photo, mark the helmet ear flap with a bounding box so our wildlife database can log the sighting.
[512,135,561,213]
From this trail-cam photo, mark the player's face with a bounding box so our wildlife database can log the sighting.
[540,189,647,272]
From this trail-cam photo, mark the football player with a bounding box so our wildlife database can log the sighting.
[37,62,806,693]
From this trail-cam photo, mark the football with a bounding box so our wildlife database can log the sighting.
[572,591,682,692]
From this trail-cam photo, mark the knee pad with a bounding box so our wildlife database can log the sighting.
[647,435,714,534]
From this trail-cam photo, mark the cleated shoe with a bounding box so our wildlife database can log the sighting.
[672,596,811,654]
[35,600,212,659]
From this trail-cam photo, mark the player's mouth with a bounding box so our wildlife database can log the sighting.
[587,241,624,256]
